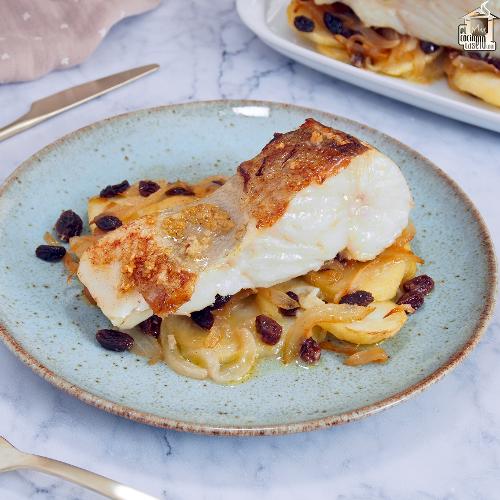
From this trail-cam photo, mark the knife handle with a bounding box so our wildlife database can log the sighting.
[18,454,159,500]
[0,63,159,142]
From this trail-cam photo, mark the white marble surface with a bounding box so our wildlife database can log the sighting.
[0,1,499,499]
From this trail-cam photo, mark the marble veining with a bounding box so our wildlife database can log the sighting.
[0,1,499,499]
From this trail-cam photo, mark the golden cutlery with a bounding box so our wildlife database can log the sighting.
[0,436,158,500]
[0,64,159,142]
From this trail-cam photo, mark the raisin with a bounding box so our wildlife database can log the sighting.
[468,51,484,60]
[403,275,434,296]
[96,329,134,352]
[334,252,348,265]
[165,186,195,196]
[419,40,440,54]
[294,15,315,32]
[397,292,424,312]
[279,291,301,317]
[323,13,355,37]
[489,57,500,70]
[35,245,66,262]
[138,180,160,197]
[323,12,343,34]
[191,308,214,330]
[99,180,130,198]
[211,294,232,310]
[300,338,321,363]
[95,215,122,232]
[55,210,83,242]
[139,315,162,338]
[339,290,374,306]
[255,315,282,345]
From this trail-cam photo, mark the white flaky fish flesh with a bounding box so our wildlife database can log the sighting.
[78,119,412,328]
[315,0,500,56]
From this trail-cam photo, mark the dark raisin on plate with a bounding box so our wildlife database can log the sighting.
[294,15,315,33]
[190,295,232,330]
[165,186,195,196]
[403,275,434,296]
[279,291,301,317]
[397,291,424,312]
[323,12,355,38]
[490,57,500,71]
[55,210,83,242]
[419,40,440,54]
[300,338,321,363]
[139,315,162,338]
[339,290,374,306]
[323,12,343,34]
[95,215,122,232]
[35,244,66,262]
[99,180,130,198]
[96,329,134,352]
[191,308,215,330]
[211,294,232,310]
[138,180,160,197]
[255,315,282,345]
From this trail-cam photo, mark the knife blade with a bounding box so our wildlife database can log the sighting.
[0,64,159,142]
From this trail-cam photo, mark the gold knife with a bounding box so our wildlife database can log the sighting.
[0,64,159,142]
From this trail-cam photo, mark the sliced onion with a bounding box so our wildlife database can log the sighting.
[320,340,359,356]
[393,223,416,247]
[44,232,59,246]
[63,252,78,280]
[319,259,345,272]
[82,286,97,305]
[257,288,299,309]
[128,328,162,364]
[384,304,414,317]
[356,26,401,49]
[206,327,257,384]
[204,315,231,348]
[451,54,500,74]
[344,346,388,366]
[69,235,97,258]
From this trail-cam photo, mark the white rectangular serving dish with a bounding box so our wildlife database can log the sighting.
[237,0,500,133]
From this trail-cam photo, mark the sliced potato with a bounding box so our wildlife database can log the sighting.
[319,300,407,345]
[306,243,421,303]
[306,263,359,303]
[282,304,372,363]
[447,67,500,107]
[350,259,407,301]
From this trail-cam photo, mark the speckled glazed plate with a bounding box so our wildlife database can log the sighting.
[0,101,496,435]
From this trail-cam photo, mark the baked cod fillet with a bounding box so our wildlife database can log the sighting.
[78,119,412,328]
[315,0,500,56]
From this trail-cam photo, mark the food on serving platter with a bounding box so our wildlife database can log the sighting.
[445,51,500,107]
[287,0,500,106]
[36,119,434,383]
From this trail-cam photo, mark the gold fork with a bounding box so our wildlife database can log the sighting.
[0,436,158,499]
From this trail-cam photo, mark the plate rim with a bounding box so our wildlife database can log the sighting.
[236,0,500,134]
[0,99,496,436]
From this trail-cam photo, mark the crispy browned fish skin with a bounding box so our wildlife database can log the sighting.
[238,119,367,228]
[83,119,369,315]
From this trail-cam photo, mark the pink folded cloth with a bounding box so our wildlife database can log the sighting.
[0,0,159,83]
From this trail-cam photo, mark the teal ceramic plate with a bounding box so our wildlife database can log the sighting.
[0,101,496,435]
